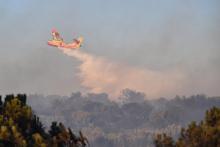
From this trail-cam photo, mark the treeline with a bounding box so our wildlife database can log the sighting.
[28,93,220,131]
[155,106,220,147]
[0,94,88,147]
[27,92,220,147]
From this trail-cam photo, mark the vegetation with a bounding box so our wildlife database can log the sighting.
[28,93,220,147]
[154,106,220,147]
[0,94,88,147]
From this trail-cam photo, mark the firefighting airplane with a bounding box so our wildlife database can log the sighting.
[47,29,83,49]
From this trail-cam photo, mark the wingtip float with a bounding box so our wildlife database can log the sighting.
[47,29,83,50]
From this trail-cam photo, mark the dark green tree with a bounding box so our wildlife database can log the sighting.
[154,133,174,147]
[0,94,88,147]
[155,107,220,147]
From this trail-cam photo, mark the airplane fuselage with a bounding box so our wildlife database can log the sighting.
[48,39,81,49]
[47,29,83,50]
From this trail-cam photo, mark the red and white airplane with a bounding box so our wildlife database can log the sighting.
[47,29,83,49]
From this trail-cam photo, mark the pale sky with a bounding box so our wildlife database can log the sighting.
[0,0,219,98]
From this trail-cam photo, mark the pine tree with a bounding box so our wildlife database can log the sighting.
[154,107,220,147]
[0,94,88,147]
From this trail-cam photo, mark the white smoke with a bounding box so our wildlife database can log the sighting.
[60,48,186,100]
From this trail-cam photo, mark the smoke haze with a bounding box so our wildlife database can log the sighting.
[61,48,185,100]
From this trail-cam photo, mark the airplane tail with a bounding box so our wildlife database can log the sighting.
[75,37,83,48]
[78,37,83,45]
[60,37,84,49]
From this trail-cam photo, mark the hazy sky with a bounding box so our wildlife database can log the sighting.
[0,0,219,98]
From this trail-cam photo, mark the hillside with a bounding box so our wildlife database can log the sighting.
[27,91,220,147]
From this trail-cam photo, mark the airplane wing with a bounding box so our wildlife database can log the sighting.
[51,29,63,41]
[47,29,64,47]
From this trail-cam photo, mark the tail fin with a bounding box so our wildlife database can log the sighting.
[77,37,83,47]
[78,37,83,44]
[70,37,83,49]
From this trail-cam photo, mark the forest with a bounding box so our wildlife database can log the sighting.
[27,90,220,147]
[0,92,219,146]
